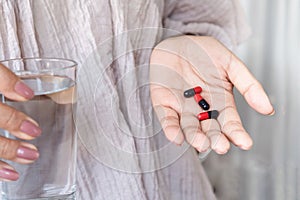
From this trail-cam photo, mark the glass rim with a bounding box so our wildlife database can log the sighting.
[0,57,77,73]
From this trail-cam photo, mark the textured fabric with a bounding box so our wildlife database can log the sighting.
[0,0,249,199]
[203,0,300,199]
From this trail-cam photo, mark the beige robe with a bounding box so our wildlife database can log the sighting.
[0,0,250,199]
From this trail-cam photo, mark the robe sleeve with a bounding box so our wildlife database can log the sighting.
[163,0,251,49]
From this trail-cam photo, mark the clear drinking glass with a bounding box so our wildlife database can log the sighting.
[0,58,77,200]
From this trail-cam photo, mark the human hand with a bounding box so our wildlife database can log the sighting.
[150,36,274,154]
[0,63,40,181]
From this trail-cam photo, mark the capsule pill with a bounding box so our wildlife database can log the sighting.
[197,110,219,121]
[194,93,210,110]
[183,86,202,98]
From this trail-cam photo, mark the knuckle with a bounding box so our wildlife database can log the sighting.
[206,129,222,138]
[186,132,208,148]
[0,138,19,160]
[160,115,177,125]
[181,125,198,135]
[185,133,198,145]
[3,108,22,131]
[222,120,244,136]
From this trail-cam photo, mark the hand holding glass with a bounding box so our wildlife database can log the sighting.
[0,58,77,200]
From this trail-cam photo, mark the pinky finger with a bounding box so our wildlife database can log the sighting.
[0,161,19,181]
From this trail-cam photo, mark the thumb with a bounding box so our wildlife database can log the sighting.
[226,54,274,115]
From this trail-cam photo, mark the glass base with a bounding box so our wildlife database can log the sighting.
[1,192,76,200]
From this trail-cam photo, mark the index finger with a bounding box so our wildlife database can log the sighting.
[0,63,34,101]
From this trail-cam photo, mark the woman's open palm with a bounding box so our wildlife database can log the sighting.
[150,36,274,154]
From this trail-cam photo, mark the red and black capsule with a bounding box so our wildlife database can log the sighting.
[183,86,202,98]
[194,93,210,110]
[197,110,219,121]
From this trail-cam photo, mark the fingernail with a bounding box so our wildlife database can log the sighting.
[198,148,211,160]
[239,142,253,150]
[215,149,228,155]
[17,146,39,161]
[0,167,19,181]
[269,109,276,116]
[14,81,34,99]
[20,120,42,137]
